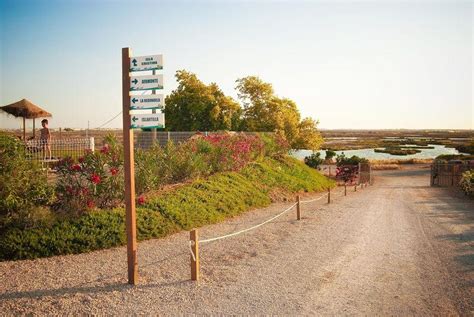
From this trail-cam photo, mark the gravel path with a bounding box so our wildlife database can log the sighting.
[1,166,473,315]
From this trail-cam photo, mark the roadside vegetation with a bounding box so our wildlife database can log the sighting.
[460,171,474,197]
[0,133,334,261]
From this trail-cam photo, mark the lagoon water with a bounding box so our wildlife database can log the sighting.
[292,144,465,161]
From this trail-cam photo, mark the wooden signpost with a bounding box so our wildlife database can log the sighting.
[122,47,164,285]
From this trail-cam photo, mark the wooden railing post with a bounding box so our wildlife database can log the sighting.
[328,188,331,204]
[344,183,347,196]
[296,195,301,220]
[190,229,200,281]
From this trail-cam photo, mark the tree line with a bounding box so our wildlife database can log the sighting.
[164,70,323,150]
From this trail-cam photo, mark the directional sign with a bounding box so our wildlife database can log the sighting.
[130,54,163,72]
[130,94,164,110]
[130,113,165,129]
[130,74,163,91]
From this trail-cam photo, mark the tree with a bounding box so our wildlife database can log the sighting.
[165,70,241,131]
[236,76,323,150]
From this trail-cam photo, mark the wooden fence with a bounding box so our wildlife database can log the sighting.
[430,162,474,187]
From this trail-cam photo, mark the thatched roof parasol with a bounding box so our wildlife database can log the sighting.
[1,99,52,140]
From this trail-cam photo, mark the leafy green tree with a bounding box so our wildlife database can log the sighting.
[165,70,242,131]
[236,76,323,150]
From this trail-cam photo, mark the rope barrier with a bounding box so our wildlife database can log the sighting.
[299,192,329,204]
[198,202,298,244]
[189,182,371,281]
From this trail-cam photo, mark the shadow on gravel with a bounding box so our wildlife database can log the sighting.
[0,251,189,301]
[418,188,474,273]
[0,280,190,301]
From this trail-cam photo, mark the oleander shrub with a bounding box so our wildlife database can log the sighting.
[54,137,124,214]
[335,153,368,184]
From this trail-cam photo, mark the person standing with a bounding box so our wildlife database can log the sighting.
[40,119,51,160]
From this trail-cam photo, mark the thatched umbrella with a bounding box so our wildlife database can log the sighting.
[0,99,52,140]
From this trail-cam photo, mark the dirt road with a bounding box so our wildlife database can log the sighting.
[1,166,473,315]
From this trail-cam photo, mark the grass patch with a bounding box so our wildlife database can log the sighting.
[0,156,334,261]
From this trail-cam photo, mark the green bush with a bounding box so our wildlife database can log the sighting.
[0,157,334,261]
[304,152,323,169]
[0,134,55,229]
[336,153,368,166]
[460,170,474,197]
[325,150,336,161]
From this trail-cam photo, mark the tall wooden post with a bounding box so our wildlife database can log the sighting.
[358,163,362,185]
[344,183,347,196]
[296,195,301,220]
[32,119,35,138]
[190,229,200,281]
[122,47,138,285]
[22,117,26,141]
[328,188,331,204]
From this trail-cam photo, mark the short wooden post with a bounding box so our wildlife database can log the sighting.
[344,183,347,196]
[328,188,331,204]
[355,184,357,192]
[296,195,301,220]
[190,229,200,281]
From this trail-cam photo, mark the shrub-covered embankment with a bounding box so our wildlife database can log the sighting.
[0,156,334,261]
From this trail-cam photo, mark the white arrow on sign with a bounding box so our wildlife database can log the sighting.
[130,54,163,72]
[130,94,164,110]
[130,113,165,129]
[130,74,163,91]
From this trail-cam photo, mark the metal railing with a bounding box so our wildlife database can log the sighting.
[25,137,95,162]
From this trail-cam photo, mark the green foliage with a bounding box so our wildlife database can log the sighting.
[336,153,368,166]
[459,170,474,196]
[325,150,337,161]
[236,76,323,150]
[434,154,474,162]
[0,157,334,261]
[0,133,55,227]
[374,148,421,155]
[455,143,474,155]
[165,70,242,131]
[304,152,324,169]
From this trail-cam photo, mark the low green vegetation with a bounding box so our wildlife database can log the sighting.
[374,147,421,156]
[455,144,474,155]
[0,157,334,261]
[434,154,474,162]
[0,131,334,261]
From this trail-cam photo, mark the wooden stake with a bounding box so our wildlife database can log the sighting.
[190,229,200,281]
[344,184,347,196]
[22,116,26,142]
[122,47,138,285]
[328,188,331,204]
[296,195,301,220]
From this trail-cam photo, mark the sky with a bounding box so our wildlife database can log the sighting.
[0,0,472,130]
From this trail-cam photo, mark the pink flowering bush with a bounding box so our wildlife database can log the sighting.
[55,137,124,214]
[55,133,288,213]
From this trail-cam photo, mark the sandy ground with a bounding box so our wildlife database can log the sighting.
[1,167,473,315]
